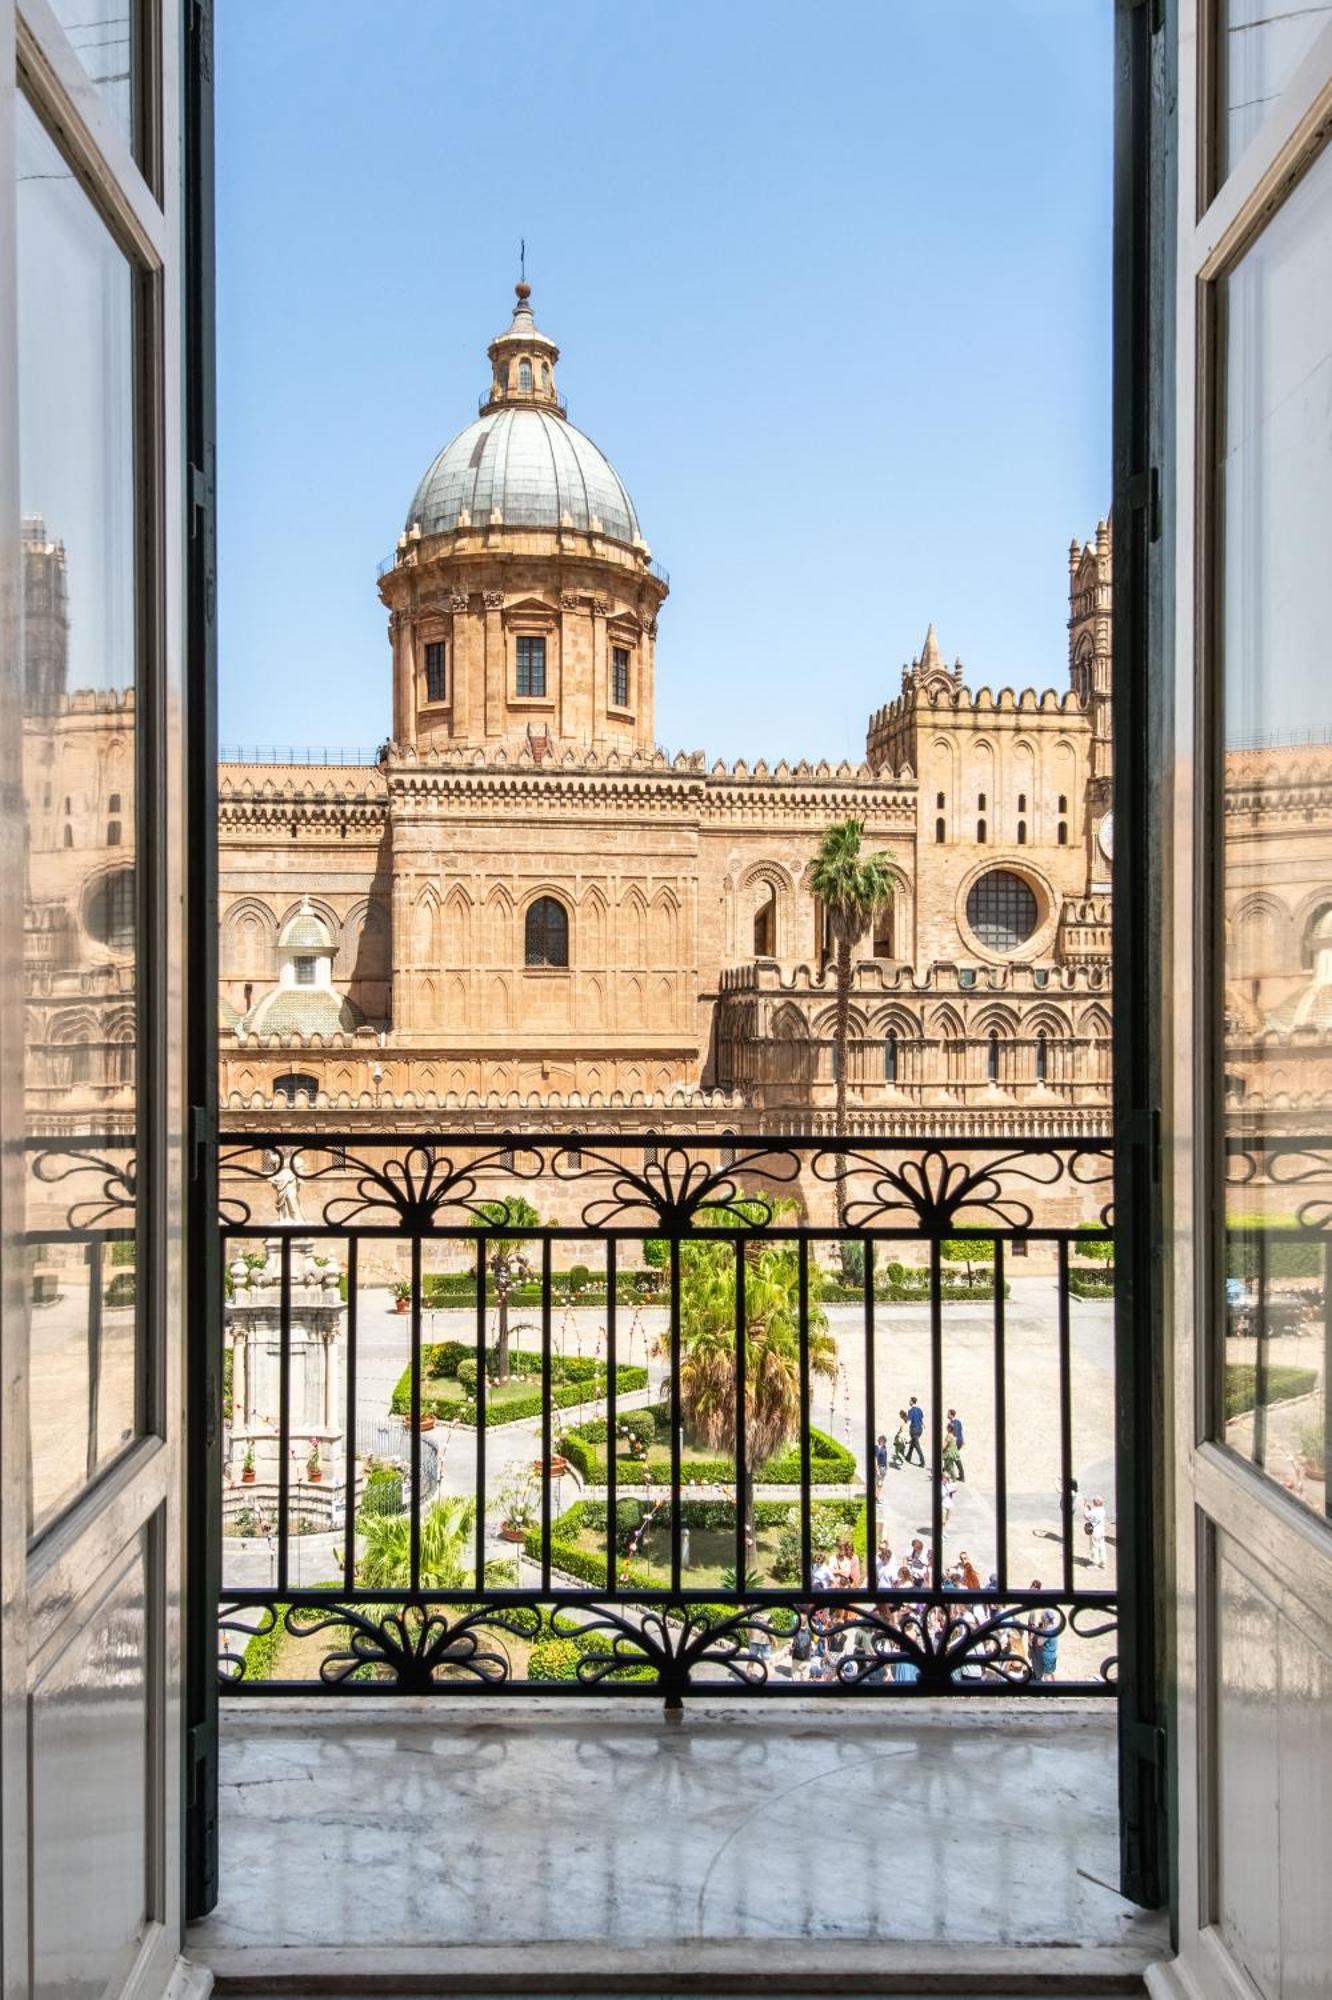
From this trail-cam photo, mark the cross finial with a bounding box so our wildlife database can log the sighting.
[520,237,526,283]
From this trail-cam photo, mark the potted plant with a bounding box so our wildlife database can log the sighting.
[241,1442,256,1485]
[391,1279,413,1315]
[306,1439,323,1483]
[496,1471,537,1544]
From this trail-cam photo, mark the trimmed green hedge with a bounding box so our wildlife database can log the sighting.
[1068,1270,1116,1300]
[239,1606,286,1683]
[388,1344,647,1428]
[417,1271,665,1309]
[1225,1364,1319,1421]
[1226,1218,1325,1284]
[560,1405,857,1486]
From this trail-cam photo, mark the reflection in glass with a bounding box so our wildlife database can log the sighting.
[47,0,136,151]
[1218,143,1332,1521]
[1222,2,1332,180]
[18,99,140,1532]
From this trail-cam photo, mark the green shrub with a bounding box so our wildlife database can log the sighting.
[1068,1271,1116,1300]
[618,1409,656,1446]
[567,1263,592,1292]
[528,1637,583,1681]
[456,1356,478,1393]
[1075,1226,1115,1264]
[239,1606,286,1683]
[1226,1217,1324,1283]
[105,1270,136,1308]
[1225,1364,1319,1420]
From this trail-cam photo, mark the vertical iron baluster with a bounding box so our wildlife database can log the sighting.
[1252,1227,1270,1471]
[86,1236,104,1484]
[863,1238,877,1583]
[798,1238,812,1592]
[670,1235,682,1595]
[1324,1241,1332,1524]
[734,1235,747,1590]
[1057,1237,1074,1598]
[993,1237,1008,1594]
[606,1239,618,1593]
[930,1233,943,1587]
[409,1235,422,1595]
[341,1238,359,1592]
[474,1236,487,1591]
[276,1234,292,1594]
[541,1237,552,1594]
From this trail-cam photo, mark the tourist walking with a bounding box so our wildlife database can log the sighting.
[891,1412,909,1468]
[874,1431,889,1499]
[905,1395,926,1466]
[1083,1493,1108,1569]
[940,1473,957,1528]
[1026,1583,1060,1682]
[946,1407,965,1480]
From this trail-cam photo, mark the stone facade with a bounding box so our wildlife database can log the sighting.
[214,288,1119,1156]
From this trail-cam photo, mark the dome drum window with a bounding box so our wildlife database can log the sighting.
[965,869,1040,953]
[611,645,631,710]
[515,634,547,699]
[525,895,569,968]
[424,640,447,703]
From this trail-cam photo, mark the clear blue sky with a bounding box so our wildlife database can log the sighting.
[217,0,1113,763]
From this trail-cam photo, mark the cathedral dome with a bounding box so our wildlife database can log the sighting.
[405,284,642,546]
[407,408,641,545]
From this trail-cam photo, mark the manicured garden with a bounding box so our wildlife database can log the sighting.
[558,1403,856,1488]
[525,1492,866,1591]
[388,1338,648,1427]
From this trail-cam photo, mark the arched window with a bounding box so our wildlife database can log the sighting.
[1017,820,1027,845]
[753,891,776,957]
[884,1031,899,1082]
[272,1071,319,1105]
[540,361,550,389]
[63,824,73,847]
[1057,794,1068,812]
[987,1031,1001,1082]
[1017,792,1027,813]
[978,792,987,810]
[936,791,946,809]
[525,895,569,967]
[966,869,1039,952]
[935,817,946,844]
[977,817,987,843]
[107,820,121,846]
[1302,902,1332,968]
[85,867,136,951]
[872,904,893,957]
[1035,1030,1049,1082]
[1057,822,1069,846]
[518,357,533,392]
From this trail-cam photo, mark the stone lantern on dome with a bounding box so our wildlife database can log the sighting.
[379,282,669,759]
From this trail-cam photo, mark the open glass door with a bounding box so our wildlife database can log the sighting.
[1,2,195,1993]
[1163,4,1332,1992]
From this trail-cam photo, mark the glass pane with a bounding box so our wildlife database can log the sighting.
[18,98,141,1533]
[1217,142,1332,1522]
[46,0,137,153]
[1221,2,1332,182]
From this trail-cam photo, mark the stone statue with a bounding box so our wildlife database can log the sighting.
[266,1151,305,1224]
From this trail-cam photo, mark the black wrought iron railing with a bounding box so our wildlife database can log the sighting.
[206,1132,1121,1702]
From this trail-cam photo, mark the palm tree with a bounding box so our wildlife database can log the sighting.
[658,1206,837,1552]
[807,817,895,1237]
[357,1495,476,1591]
[478,1194,542,1380]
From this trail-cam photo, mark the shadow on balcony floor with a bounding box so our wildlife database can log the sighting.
[191,1698,1167,1991]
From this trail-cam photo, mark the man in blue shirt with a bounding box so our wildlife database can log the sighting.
[905,1395,926,1466]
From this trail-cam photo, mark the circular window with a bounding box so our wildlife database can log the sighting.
[85,867,136,953]
[966,869,1038,952]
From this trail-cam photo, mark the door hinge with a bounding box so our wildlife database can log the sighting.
[190,1102,212,1183]
[1123,1105,1162,1183]
[1128,466,1161,544]
[186,1720,214,1805]
[189,461,208,540]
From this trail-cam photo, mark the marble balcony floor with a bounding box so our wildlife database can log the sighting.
[192,1699,1168,1993]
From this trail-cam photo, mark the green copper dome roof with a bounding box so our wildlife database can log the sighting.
[407,407,641,545]
[248,988,361,1038]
